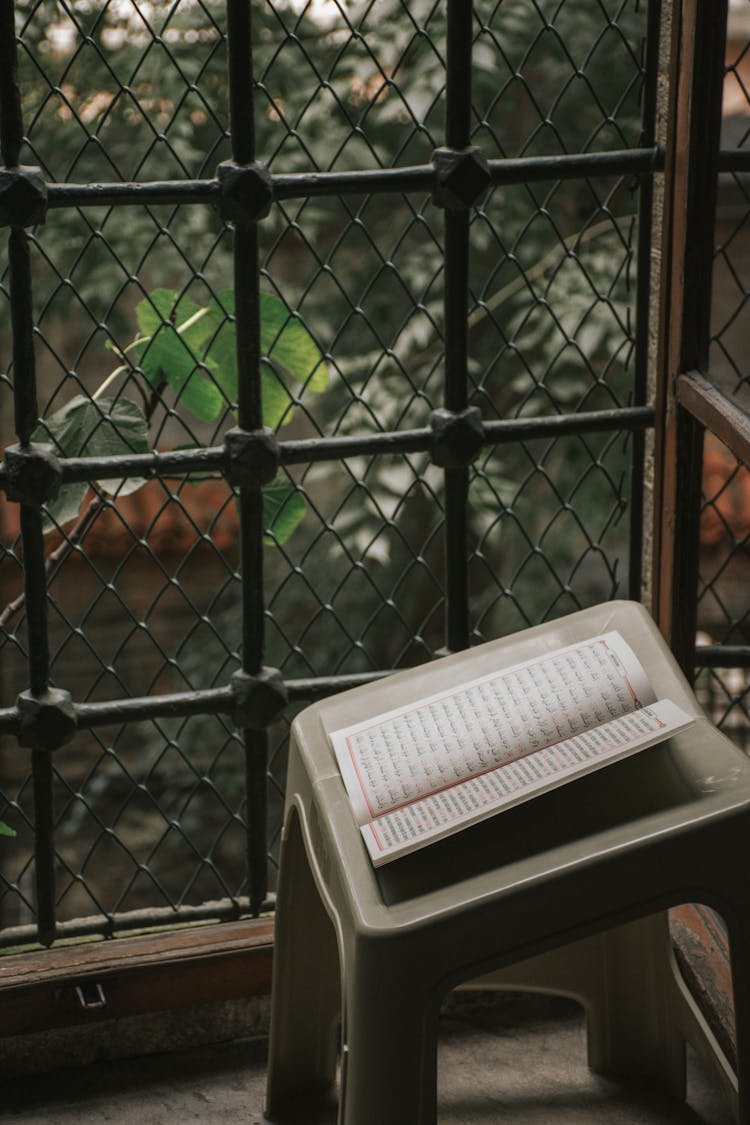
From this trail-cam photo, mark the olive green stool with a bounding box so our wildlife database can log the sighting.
[265,600,750,1124]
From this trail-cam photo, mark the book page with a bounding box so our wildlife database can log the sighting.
[330,632,654,825]
[360,698,693,866]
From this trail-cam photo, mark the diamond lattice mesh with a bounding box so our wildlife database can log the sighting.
[696,18,750,750]
[1,0,648,935]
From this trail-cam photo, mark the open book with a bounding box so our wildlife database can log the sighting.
[329,632,694,867]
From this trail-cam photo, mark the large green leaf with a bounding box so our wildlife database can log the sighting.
[39,481,89,532]
[33,395,150,531]
[203,291,299,429]
[259,294,327,392]
[133,289,225,421]
[0,820,16,837]
[200,290,238,405]
[130,288,325,428]
[34,394,149,461]
[262,479,306,545]
[258,364,297,431]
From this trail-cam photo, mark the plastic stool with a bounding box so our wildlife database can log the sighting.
[266,600,750,1124]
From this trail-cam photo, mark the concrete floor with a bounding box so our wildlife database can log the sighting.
[1,993,736,1124]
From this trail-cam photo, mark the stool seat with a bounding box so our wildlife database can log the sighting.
[266,600,750,1124]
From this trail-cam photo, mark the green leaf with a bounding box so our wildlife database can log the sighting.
[130,288,325,428]
[202,291,304,429]
[34,394,149,457]
[260,365,297,430]
[33,395,150,531]
[201,290,237,405]
[135,289,200,339]
[171,360,225,421]
[262,479,306,545]
[42,481,89,531]
[260,293,327,393]
[0,820,16,838]
[133,289,225,421]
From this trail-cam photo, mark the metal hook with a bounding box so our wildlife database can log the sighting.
[74,982,107,1011]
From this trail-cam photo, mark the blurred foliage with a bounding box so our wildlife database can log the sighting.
[3,0,648,666]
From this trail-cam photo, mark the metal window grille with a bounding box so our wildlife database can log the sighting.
[0,0,664,950]
[693,14,750,748]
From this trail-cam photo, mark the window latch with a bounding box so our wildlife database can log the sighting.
[75,982,107,1011]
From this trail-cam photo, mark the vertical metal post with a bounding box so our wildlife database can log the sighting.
[1,0,57,945]
[670,406,704,678]
[442,0,473,653]
[0,0,22,169]
[673,0,728,674]
[629,0,661,601]
[226,0,267,914]
[653,0,727,674]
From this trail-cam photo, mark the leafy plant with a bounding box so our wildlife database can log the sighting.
[0,821,15,837]
[32,289,326,544]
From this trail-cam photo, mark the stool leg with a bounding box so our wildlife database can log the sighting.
[266,809,341,1121]
[583,915,686,1099]
[466,916,686,1100]
[340,939,438,1125]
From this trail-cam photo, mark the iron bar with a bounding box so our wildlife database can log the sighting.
[23,150,750,215]
[75,686,235,727]
[244,729,267,919]
[226,0,266,917]
[0,0,22,167]
[273,165,435,199]
[279,428,431,465]
[30,747,55,947]
[226,0,255,166]
[654,0,728,653]
[440,0,474,654]
[480,406,655,445]
[239,484,265,673]
[629,0,662,602]
[36,149,669,212]
[445,0,473,149]
[0,408,657,492]
[3,11,57,948]
[487,148,663,184]
[695,646,750,669]
[8,229,38,445]
[443,214,470,413]
[441,325,471,648]
[444,468,470,652]
[676,371,750,468]
[285,671,392,700]
[31,617,750,747]
[234,224,262,432]
[717,148,750,172]
[19,507,49,697]
[6,445,227,486]
[0,672,393,737]
[680,5,728,376]
[671,404,704,682]
[46,180,220,208]
[667,82,719,675]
